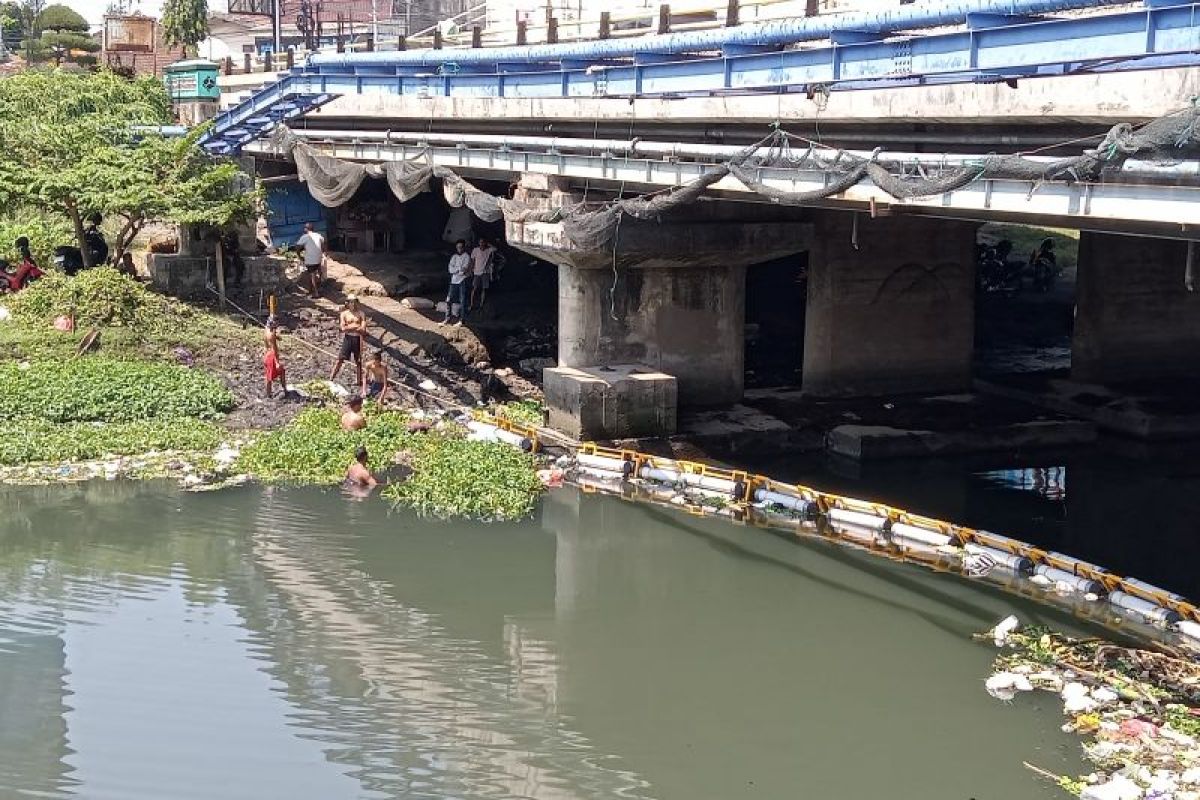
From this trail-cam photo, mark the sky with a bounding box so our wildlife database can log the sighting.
[64,0,164,25]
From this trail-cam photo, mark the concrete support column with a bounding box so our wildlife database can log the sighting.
[557,261,747,405]
[802,211,977,397]
[1073,233,1200,384]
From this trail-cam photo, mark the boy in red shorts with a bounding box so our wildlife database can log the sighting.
[263,317,288,398]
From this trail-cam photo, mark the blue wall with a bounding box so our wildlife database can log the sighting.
[266,180,329,247]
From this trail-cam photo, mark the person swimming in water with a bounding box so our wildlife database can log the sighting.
[340,395,366,431]
[344,446,378,489]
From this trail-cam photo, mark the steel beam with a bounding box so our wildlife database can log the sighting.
[244,137,1200,233]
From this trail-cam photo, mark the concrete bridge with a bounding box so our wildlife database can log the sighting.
[196,0,1200,441]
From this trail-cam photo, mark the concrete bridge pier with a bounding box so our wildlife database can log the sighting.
[506,176,811,439]
[1072,233,1200,385]
[801,211,979,397]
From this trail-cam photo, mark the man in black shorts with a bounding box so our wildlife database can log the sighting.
[330,295,369,387]
[294,222,327,296]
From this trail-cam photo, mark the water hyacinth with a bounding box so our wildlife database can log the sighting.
[236,407,543,520]
[0,358,234,423]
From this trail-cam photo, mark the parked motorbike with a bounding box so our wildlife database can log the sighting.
[977,240,1024,293]
[53,246,88,276]
[0,257,45,294]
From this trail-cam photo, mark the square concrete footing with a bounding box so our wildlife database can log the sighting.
[544,364,677,441]
[148,254,284,299]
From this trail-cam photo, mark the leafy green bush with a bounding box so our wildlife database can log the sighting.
[0,417,223,465]
[384,438,543,521]
[0,358,233,423]
[6,269,194,332]
[0,213,73,267]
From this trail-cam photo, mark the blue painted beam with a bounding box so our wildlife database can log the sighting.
[202,3,1200,154]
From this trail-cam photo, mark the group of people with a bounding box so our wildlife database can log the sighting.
[443,237,498,326]
[269,226,506,490]
[262,294,390,402]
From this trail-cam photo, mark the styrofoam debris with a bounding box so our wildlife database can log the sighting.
[990,615,1020,646]
[986,672,1033,701]
[1063,682,1099,714]
[400,296,435,310]
[1080,774,1143,800]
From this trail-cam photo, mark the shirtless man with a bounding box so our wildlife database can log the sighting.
[330,295,368,387]
[344,446,378,489]
[362,350,389,404]
[262,317,288,398]
[340,395,366,431]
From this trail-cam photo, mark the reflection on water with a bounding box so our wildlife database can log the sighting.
[977,466,1067,501]
[1,481,1102,799]
[750,439,1200,598]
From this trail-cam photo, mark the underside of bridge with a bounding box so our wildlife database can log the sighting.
[250,127,1200,442]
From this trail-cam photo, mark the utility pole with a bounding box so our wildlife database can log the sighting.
[371,0,378,41]
[271,0,282,52]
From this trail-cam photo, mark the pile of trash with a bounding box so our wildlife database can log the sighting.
[981,616,1200,799]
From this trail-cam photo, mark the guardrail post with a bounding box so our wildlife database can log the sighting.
[285,49,294,68]
[336,36,345,53]
[516,19,527,44]
[433,28,443,48]
[725,0,739,26]
[398,35,406,50]
[366,35,375,51]
[547,16,558,43]
[599,11,611,38]
[264,50,273,70]
[223,56,233,75]
[658,4,670,34]
[472,24,482,47]
[244,52,252,73]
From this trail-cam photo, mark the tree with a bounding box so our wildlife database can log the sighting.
[26,3,94,66]
[160,0,207,56]
[0,69,259,267]
[17,0,46,62]
[35,2,87,31]
[0,2,22,54]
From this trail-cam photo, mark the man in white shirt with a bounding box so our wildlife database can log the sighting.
[469,237,496,311]
[443,239,472,326]
[294,222,327,297]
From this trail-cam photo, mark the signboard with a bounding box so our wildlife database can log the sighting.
[164,61,221,101]
[227,0,273,15]
[103,15,156,53]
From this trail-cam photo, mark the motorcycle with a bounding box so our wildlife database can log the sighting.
[977,241,1024,293]
[0,257,45,294]
[53,245,87,276]
[1030,252,1060,292]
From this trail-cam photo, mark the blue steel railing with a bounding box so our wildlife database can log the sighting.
[201,1,1200,155]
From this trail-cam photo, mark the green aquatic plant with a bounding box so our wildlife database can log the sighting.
[0,358,233,423]
[497,399,544,427]
[238,407,544,519]
[0,418,223,465]
[383,438,543,522]
[235,407,417,483]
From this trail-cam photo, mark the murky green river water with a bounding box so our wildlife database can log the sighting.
[1,481,1098,799]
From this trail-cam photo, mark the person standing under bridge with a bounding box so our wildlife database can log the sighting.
[443,239,472,326]
[469,237,496,311]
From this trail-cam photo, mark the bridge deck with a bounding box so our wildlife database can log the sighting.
[247,134,1200,235]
